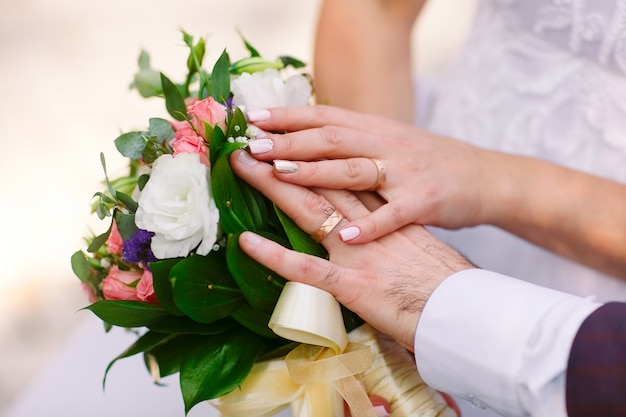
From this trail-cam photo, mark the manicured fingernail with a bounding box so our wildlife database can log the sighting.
[242,232,263,246]
[339,226,361,241]
[247,109,271,122]
[237,150,258,166]
[274,160,299,173]
[248,138,274,154]
[374,405,390,417]
[249,126,268,138]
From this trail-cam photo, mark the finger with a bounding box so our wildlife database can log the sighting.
[230,149,334,231]
[314,188,372,220]
[272,158,382,191]
[336,200,415,243]
[238,231,355,300]
[248,126,383,163]
[247,105,389,134]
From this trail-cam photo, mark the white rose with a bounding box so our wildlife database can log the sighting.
[135,153,219,259]
[231,68,312,111]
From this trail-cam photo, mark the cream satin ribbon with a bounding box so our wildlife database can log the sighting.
[212,283,455,417]
[268,282,348,354]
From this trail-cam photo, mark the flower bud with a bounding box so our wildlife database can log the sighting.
[230,57,284,75]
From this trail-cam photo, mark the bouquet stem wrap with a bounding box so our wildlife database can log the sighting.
[212,283,455,417]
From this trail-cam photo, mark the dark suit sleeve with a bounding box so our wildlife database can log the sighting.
[566,302,626,417]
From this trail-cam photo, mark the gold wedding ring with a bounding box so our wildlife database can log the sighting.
[368,159,386,191]
[310,209,345,243]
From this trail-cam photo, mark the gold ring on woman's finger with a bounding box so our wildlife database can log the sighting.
[310,209,345,243]
[368,159,386,191]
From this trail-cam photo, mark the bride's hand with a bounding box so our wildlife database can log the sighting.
[245,105,501,244]
[229,149,474,351]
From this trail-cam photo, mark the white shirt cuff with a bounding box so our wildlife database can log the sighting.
[413,269,601,417]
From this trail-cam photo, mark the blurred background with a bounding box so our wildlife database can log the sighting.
[0,0,475,415]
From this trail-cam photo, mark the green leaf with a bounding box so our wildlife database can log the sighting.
[85,300,173,328]
[210,155,252,234]
[180,329,262,413]
[115,192,138,214]
[87,221,112,253]
[114,211,137,241]
[278,55,306,69]
[71,251,93,283]
[208,125,226,167]
[138,173,149,191]
[147,316,235,335]
[231,303,278,339]
[144,333,203,378]
[275,205,328,257]
[104,331,173,387]
[161,73,187,121]
[239,31,261,57]
[210,49,230,104]
[114,131,146,160]
[138,49,151,70]
[186,37,205,73]
[170,253,244,324]
[150,258,185,316]
[226,233,285,313]
[148,117,175,142]
[224,107,248,143]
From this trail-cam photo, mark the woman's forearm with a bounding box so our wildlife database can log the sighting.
[488,151,626,279]
[313,0,428,122]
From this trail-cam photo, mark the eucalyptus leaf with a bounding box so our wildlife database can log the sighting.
[180,329,261,413]
[71,251,93,283]
[148,117,175,142]
[114,131,146,160]
[138,173,150,191]
[85,300,173,328]
[171,253,244,324]
[226,233,285,313]
[87,221,112,253]
[115,192,138,214]
[161,73,187,121]
[114,211,137,241]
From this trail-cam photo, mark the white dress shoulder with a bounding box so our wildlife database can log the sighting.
[419,0,626,303]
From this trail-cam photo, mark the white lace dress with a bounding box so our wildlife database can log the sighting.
[417,1,626,415]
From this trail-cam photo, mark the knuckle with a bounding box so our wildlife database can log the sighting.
[318,126,343,147]
[302,189,334,217]
[344,158,365,179]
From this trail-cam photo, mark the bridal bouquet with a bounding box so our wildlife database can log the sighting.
[71,32,455,417]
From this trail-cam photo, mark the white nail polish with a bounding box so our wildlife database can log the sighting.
[237,151,258,166]
[247,109,271,122]
[339,226,361,241]
[274,160,299,173]
[374,405,390,417]
[249,139,274,154]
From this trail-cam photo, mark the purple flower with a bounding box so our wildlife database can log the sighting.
[122,229,158,268]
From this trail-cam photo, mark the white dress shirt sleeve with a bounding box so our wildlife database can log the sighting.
[413,269,602,417]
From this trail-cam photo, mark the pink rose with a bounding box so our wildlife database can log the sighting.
[169,125,209,166]
[101,265,141,301]
[136,270,158,304]
[106,220,124,255]
[187,97,227,138]
[81,282,98,304]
